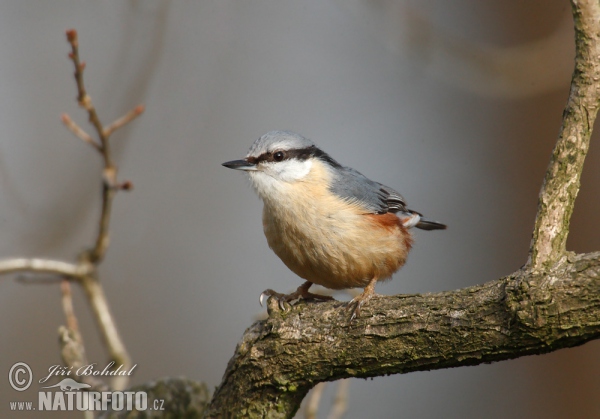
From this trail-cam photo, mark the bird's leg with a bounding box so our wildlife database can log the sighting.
[260,281,334,310]
[348,277,378,322]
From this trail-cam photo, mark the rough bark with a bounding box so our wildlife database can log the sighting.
[206,252,600,418]
[101,378,211,418]
[528,0,600,270]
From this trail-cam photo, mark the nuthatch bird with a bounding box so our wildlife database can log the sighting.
[223,131,446,320]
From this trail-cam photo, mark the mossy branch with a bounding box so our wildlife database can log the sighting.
[206,253,600,417]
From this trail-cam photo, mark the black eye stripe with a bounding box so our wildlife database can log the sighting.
[251,148,306,164]
[250,146,341,168]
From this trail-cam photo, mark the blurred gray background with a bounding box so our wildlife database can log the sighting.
[1,1,599,418]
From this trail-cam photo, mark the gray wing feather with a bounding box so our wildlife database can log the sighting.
[329,166,407,214]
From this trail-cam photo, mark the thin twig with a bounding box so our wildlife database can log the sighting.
[65,30,143,265]
[60,279,113,392]
[60,279,79,332]
[328,379,349,419]
[0,29,143,393]
[305,382,326,419]
[0,258,131,390]
[65,29,109,161]
[61,113,100,151]
[304,380,350,419]
[81,275,131,391]
[0,258,89,278]
[65,28,137,390]
[58,281,91,385]
[528,0,600,271]
[66,29,112,264]
[104,104,145,137]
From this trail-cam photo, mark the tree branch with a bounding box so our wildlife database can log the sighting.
[528,0,600,270]
[0,29,144,391]
[207,252,600,417]
[65,29,142,265]
[0,258,89,277]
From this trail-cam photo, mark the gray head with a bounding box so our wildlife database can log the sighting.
[247,131,316,159]
[222,131,341,185]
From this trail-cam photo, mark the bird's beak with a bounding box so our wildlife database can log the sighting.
[222,159,258,171]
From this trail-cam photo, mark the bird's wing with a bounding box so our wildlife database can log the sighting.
[329,166,407,214]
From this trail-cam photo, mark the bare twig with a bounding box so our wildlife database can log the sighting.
[65,29,143,265]
[58,325,86,370]
[104,104,145,137]
[528,0,600,271]
[65,29,109,159]
[66,29,114,264]
[304,382,326,419]
[80,274,131,391]
[59,280,88,377]
[64,28,138,389]
[0,28,144,392]
[328,379,349,419]
[304,380,350,419]
[0,258,89,278]
[61,113,100,151]
[60,280,79,332]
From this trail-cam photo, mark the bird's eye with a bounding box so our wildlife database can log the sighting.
[273,151,285,162]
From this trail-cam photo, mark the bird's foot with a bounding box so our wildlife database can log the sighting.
[347,277,378,322]
[260,281,334,311]
[259,289,294,310]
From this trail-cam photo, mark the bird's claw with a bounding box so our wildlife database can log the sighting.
[259,289,290,311]
[260,282,336,313]
[347,291,375,322]
[259,292,268,307]
[347,299,363,322]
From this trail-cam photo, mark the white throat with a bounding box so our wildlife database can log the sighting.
[248,159,313,201]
